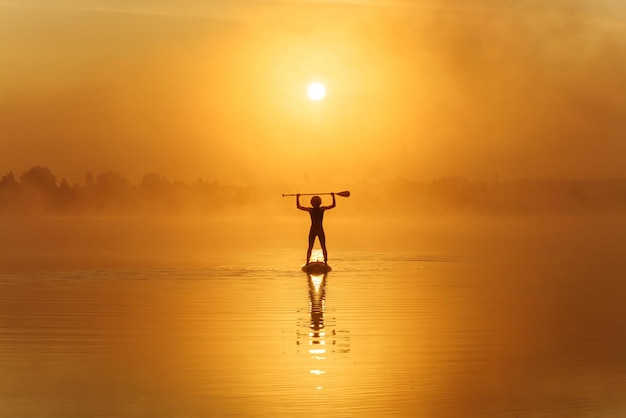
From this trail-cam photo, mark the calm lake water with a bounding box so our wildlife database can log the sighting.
[1,216,626,417]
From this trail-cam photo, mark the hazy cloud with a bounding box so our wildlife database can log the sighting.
[2,0,625,183]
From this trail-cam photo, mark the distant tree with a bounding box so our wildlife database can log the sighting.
[55,178,77,212]
[20,166,56,192]
[137,172,171,213]
[94,170,131,212]
[18,166,57,212]
[85,172,94,189]
[139,172,168,193]
[59,178,70,191]
[0,171,19,213]
[96,170,129,194]
[0,171,17,188]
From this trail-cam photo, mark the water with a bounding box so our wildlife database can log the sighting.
[1,216,626,417]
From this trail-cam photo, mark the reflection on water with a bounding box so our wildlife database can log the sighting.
[297,249,351,392]
[306,273,328,388]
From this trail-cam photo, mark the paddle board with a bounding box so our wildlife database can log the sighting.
[302,261,332,275]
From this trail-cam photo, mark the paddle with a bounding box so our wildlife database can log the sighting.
[282,191,351,197]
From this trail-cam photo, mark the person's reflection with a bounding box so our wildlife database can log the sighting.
[303,272,350,355]
[306,271,328,384]
[300,271,349,390]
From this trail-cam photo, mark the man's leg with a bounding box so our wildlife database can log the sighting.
[307,229,315,263]
[319,230,328,263]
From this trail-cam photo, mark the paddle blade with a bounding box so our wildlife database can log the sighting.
[337,191,350,198]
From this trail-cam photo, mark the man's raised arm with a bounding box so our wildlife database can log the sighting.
[325,192,336,210]
[296,194,307,211]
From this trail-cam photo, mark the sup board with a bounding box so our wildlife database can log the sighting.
[302,261,332,275]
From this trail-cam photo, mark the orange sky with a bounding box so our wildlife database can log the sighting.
[1,0,626,184]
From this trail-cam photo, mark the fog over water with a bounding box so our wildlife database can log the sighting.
[2,213,626,417]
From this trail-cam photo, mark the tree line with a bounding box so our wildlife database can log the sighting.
[1,166,626,216]
[362,176,626,215]
[0,166,261,216]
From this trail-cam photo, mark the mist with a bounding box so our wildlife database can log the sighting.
[3,0,626,268]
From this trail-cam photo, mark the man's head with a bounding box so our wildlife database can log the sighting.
[311,196,322,207]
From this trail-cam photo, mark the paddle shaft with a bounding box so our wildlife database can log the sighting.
[284,193,332,197]
[282,191,350,197]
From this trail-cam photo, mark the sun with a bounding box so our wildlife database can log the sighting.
[307,82,326,101]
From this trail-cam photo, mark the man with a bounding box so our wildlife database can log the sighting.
[297,193,336,264]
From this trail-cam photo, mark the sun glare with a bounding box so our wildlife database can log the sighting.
[307,82,326,101]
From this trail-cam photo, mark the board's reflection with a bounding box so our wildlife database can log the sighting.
[308,273,326,352]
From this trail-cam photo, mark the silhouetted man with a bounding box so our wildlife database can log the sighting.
[297,193,336,264]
